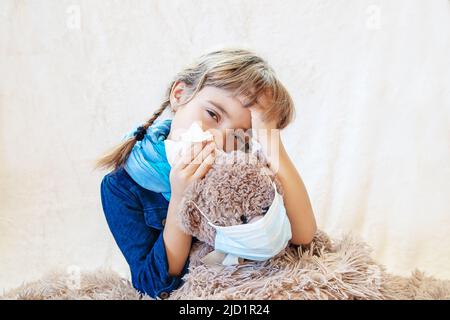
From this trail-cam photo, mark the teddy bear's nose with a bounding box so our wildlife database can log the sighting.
[240,215,248,224]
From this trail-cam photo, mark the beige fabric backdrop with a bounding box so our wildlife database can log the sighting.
[1,0,449,292]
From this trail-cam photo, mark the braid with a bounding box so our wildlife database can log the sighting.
[142,102,169,131]
[94,101,170,171]
[134,102,170,141]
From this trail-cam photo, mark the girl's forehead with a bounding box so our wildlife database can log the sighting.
[200,85,258,103]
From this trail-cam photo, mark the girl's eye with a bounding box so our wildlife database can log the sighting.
[206,109,219,122]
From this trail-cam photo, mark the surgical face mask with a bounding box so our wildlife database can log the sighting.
[187,181,292,265]
[164,122,214,167]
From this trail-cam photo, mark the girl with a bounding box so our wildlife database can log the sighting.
[96,48,317,299]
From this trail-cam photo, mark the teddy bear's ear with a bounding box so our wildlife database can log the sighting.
[177,198,217,247]
[259,165,284,197]
[273,176,284,196]
[177,198,203,236]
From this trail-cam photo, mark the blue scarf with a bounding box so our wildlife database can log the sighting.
[123,119,173,202]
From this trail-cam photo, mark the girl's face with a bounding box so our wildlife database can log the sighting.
[168,82,253,152]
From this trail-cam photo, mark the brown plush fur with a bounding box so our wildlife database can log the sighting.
[2,231,449,300]
[170,230,450,300]
[4,151,448,300]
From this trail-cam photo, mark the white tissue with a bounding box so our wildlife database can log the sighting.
[179,122,214,142]
[164,122,214,167]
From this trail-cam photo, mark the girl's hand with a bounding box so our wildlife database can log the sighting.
[249,105,278,132]
[165,141,216,277]
[169,140,216,199]
[249,106,281,173]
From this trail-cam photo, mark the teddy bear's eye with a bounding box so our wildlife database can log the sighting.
[262,206,270,215]
[240,215,248,224]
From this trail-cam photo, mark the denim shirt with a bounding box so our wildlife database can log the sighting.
[100,166,192,299]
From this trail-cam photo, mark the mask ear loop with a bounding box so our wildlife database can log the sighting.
[186,200,216,228]
[264,173,282,216]
[260,166,278,195]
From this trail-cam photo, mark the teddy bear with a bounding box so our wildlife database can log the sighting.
[176,148,285,249]
[176,146,332,268]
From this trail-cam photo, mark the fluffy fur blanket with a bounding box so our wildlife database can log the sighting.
[2,231,449,300]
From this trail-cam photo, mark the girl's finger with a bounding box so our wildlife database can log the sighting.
[184,141,216,174]
[173,140,207,170]
[192,151,216,180]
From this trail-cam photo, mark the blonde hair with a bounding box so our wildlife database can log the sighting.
[94,47,295,171]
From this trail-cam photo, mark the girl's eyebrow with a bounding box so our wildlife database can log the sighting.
[206,100,231,119]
